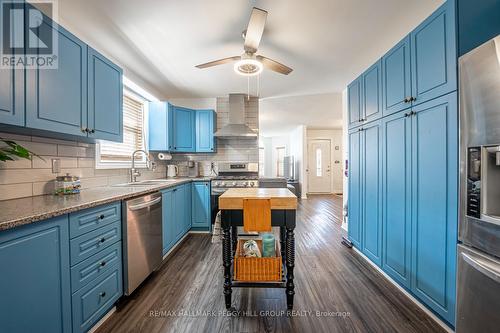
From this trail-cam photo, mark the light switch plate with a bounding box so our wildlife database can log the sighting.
[51,158,60,174]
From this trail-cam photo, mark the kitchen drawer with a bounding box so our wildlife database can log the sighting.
[72,264,122,333]
[71,241,122,293]
[70,202,121,239]
[70,222,121,265]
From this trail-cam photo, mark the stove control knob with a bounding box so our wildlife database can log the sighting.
[215,181,220,186]
[249,182,255,187]
[243,182,249,187]
[232,182,237,186]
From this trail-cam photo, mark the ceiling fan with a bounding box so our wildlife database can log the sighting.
[195,7,293,76]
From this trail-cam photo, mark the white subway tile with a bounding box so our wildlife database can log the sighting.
[0,183,33,200]
[32,136,78,146]
[20,141,58,155]
[0,132,32,142]
[32,181,55,196]
[0,169,54,185]
[77,158,95,168]
[57,145,90,157]
[0,158,32,169]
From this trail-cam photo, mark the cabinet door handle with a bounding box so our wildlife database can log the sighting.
[410,97,417,102]
[97,214,105,220]
[81,128,87,133]
[90,129,95,134]
[100,261,106,267]
[404,112,410,117]
[100,237,106,243]
[99,292,106,298]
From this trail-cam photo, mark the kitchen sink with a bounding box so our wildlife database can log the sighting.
[112,179,178,187]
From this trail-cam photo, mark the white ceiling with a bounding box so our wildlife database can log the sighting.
[56,0,443,100]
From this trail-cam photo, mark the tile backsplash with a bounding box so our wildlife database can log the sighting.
[168,96,259,176]
[0,132,166,201]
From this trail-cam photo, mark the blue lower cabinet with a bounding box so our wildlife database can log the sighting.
[192,182,211,230]
[69,202,121,239]
[410,93,457,324]
[184,183,192,233]
[70,221,121,265]
[361,120,382,266]
[71,241,122,293]
[72,263,123,333]
[161,188,175,254]
[174,185,187,240]
[0,216,72,333]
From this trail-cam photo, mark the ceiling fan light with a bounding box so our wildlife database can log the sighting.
[233,59,263,76]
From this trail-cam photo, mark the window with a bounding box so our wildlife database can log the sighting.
[96,90,147,169]
[276,146,286,177]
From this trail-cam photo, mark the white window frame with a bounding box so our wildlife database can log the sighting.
[95,86,150,169]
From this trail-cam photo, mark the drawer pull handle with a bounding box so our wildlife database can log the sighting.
[99,292,106,298]
[100,261,106,267]
[100,238,106,243]
[97,214,105,220]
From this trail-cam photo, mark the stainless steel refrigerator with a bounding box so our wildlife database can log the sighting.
[458,35,500,332]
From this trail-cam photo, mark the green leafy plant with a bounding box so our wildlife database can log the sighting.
[0,138,44,162]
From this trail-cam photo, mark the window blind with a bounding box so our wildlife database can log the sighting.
[100,94,144,162]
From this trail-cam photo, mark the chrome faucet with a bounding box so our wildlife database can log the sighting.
[130,149,151,183]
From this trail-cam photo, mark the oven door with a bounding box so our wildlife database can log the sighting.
[457,244,500,333]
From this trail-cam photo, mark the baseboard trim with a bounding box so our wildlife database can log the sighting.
[88,306,116,333]
[162,232,190,260]
[188,230,211,234]
[352,248,453,333]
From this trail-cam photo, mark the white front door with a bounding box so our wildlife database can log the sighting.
[308,139,332,193]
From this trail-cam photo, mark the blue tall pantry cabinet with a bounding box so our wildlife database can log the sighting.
[347,1,457,326]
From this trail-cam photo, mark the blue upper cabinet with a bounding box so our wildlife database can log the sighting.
[347,77,362,128]
[192,182,211,230]
[87,48,123,142]
[149,102,173,151]
[0,0,24,126]
[410,1,457,106]
[362,60,382,122]
[0,216,72,333]
[172,106,196,152]
[196,110,216,152]
[458,0,500,56]
[382,35,412,116]
[382,110,412,288]
[348,128,362,248]
[410,93,457,324]
[25,20,88,137]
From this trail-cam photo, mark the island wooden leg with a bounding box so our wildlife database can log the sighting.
[285,227,295,310]
[280,226,286,267]
[222,213,232,309]
[231,225,237,256]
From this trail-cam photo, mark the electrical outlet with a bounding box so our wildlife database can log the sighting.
[51,158,60,174]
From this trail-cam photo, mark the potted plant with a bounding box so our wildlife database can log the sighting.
[0,137,42,162]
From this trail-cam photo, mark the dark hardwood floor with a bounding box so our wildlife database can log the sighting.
[96,195,445,333]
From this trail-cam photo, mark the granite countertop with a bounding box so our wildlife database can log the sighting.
[0,177,213,232]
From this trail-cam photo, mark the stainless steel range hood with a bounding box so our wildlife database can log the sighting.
[215,94,258,138]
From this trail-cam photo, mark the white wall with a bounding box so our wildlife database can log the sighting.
[306,129,344,194]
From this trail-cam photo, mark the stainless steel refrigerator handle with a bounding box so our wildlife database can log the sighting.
[128,197,161,211]
[462,252,500,283]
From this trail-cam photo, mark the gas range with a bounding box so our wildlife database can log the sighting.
[211,162,259,194]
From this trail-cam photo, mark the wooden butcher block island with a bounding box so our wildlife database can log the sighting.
[218,188,298,310]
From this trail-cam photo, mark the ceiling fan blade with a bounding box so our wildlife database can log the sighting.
[195,56,240,69]
[256,55,293,75]
[244,7,268,53]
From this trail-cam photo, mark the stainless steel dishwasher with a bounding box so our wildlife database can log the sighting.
[123,192,162,295]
